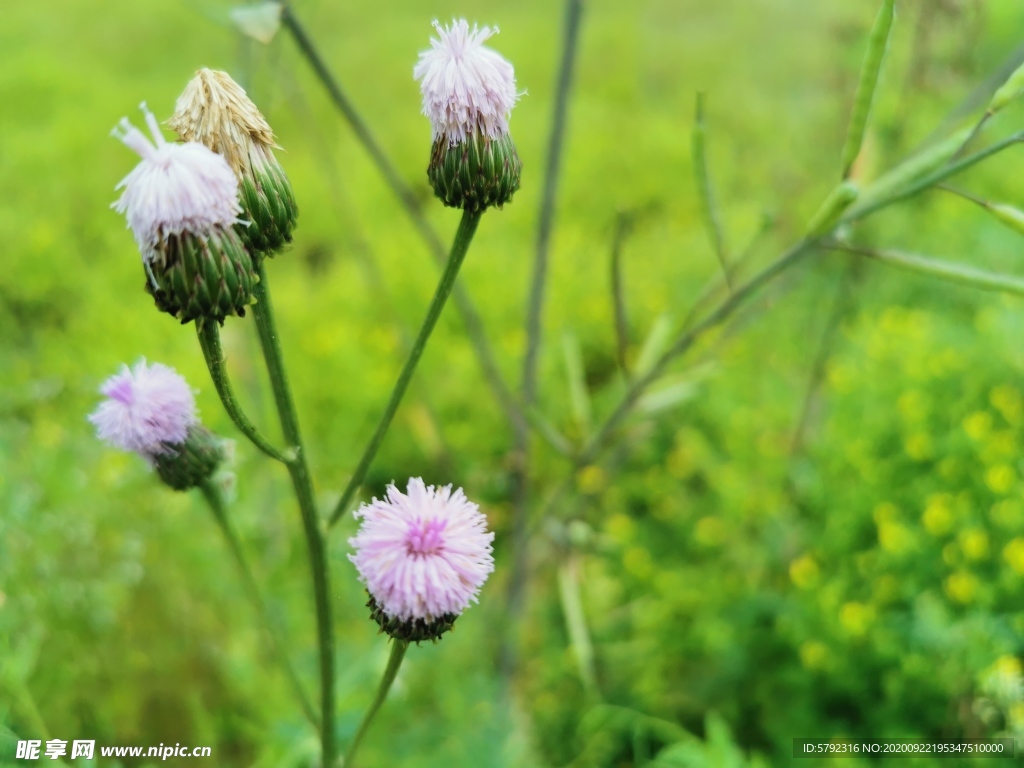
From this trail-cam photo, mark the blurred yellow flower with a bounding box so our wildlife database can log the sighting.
[878,520,915,555]
[944,571,979,604]
[1003,538,1024,575]
[991,500,1024,531]
[694,516,726,547]
[964,411,993,441]
[577,465,606,495]
[873,502,900,525]
[958,528,989,561]
[840,601,874,637]
[605,513,635,544]
[922,495,955,536]
[800,640,829,670]
[904,433,933,461]
[985,464,1016,495]
[789,555,820,589]
[623,546,654,579]
[990,384,1024,427]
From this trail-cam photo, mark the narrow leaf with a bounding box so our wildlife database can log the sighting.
[562,332,592,435]
[634,314,673,378]
[988,61,1024,116]
[557,557,598,694]
[840,0,896,178]
[849,245,1024,296]
[692,92,732,288]
[610,212,632,373]
[806,181,859,237]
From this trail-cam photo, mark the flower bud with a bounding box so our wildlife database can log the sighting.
[154,425,226,491]
[169,69,297,254]
[146,227,257,326]
[112,104,256,325]
[89,360,227,491]
[414,20,522,212]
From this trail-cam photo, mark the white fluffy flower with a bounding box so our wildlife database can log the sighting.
[414,19,518,145]
[112,103,242,264]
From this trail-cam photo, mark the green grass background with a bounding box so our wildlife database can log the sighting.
[5,0,1024,765]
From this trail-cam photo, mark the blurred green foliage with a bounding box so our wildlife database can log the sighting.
[4,0,1024,765]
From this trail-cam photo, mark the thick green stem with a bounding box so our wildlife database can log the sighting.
[343,640,409,767]
[198,480,319,729]
[328,210,483,529]
[196,321,291,464]
[251,258,336,768]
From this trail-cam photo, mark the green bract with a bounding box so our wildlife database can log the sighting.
[428,133,522,213]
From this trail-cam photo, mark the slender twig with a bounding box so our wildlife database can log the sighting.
[577,240,815,470]
[610,212,633,374]
[280,3,525,436]
[250,257,336,768]
[196,321,292,463]
[826,242,1024,296]
[692,92,732,288]
[343,640,409,767]
[328,210,484,529]
[198,480,319,729]
[503,0,584,678]
[789,256,863,457]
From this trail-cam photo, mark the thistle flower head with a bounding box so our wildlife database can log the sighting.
[169,69,298,254]
[112,103,241,265]
[88,360,196,457]
[349,478,495,641]
[414,19,518,145]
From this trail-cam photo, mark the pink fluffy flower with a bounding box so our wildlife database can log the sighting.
[413,19,518,145]
[349,478,495,627]
[112,103,242,265]
[89,360,196,458]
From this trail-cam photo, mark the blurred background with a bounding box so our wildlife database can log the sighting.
[4,0,1024,765]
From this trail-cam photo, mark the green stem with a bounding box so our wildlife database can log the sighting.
[198,480,319,729]
[343,640,409,767]
[196,321,291,464]
[328,209,483,529]
[280,3,526,439]
[251,258,336,768]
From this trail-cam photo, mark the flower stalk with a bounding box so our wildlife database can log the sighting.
[198,480,319,729]
[250,257,336,768]
[196,320,291,464]
[328,209,483,528]
[343,640,409,767]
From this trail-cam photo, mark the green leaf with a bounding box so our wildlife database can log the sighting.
[230,2,282,44]
[852,246,1024,297]
[562,332,592,436]
[634,313,673,378]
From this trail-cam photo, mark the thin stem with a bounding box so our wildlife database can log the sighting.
[196,321,291,464]
[198,480,319,729]
[693,91,732,288]
[504,0,584,678]
[828,242,1024,296]
[610,212,633,375]
[577,240,815,469]
[280,4,525,437]
[328,210,484,529]
[251,258,336,768]
[343,640,409,767]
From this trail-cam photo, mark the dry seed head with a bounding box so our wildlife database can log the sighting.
[168,68,277,177]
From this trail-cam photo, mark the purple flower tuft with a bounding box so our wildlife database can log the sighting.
[349,478,495,623]
[89,360,196,458]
